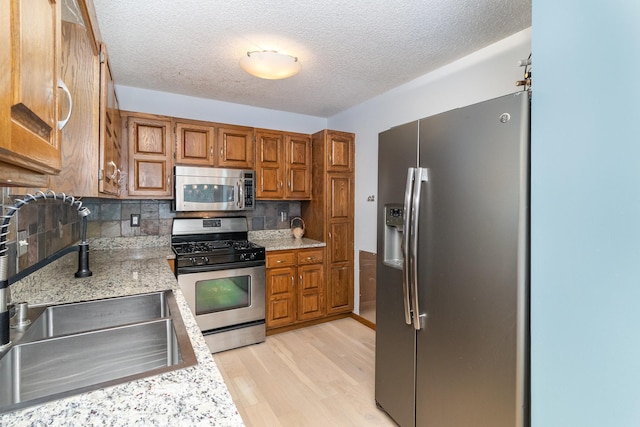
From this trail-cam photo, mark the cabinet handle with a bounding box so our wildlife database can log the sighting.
[299,274,303,283]
[287,181,291,189]
[107,161,118,180]
[291,276,294,287]
[167,176,171,187]
[306,256,314,261]
[57,79,73,130]
[280,181,283,189]
[276,259,284,263]
[220,148,223,157]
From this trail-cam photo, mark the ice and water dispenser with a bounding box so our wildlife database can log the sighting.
[383,204,404,270]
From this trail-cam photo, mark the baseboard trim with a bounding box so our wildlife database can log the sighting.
[350,313,375,330]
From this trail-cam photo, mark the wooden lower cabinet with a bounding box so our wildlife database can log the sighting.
[266,248,325,330]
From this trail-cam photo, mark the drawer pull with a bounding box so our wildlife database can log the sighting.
[276,260,284,263]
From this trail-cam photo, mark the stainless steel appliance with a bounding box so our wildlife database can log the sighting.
[375,92,530,427]
[173,166,255,212]
[171,217,265,353]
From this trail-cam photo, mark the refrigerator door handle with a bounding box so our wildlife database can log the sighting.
[410,167,428,330]
[401,168,415,325]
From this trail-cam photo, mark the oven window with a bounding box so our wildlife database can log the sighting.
[183,183,235,204]
[195,276,250,315]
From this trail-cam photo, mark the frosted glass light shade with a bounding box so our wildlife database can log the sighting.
[240,51,301,80]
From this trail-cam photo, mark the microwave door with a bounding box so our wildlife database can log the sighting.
[178,178,239,211]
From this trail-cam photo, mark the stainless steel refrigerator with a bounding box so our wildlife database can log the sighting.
[375,91,530,427]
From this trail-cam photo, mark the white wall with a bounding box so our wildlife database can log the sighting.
[531,3,640,426]
[328,28,531,313]
[115,85,327,134]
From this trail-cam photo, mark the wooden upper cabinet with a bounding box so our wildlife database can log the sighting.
[0,0,63,183]
[217,125,254,169]
[255,130,311,200]
[125,113,173,198]
[327,131,354,172]
[255,130,285,199]
[99,43,123,196]
[285,133,312,199]
[175,121,215,165]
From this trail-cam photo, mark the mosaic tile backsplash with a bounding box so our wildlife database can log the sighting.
[1,187,300,277]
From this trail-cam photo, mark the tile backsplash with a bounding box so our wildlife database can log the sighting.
[1,187,300,277]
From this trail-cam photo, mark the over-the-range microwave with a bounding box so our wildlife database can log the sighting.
[173,166,255,212]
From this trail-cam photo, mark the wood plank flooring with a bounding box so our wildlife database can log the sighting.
[213,318,397,426]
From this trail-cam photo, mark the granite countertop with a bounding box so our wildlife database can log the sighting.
[249,229,325,251]
[0,236,244,427]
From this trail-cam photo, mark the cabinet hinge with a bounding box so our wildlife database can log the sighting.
[99,51,106,64]
[98,169,104,180]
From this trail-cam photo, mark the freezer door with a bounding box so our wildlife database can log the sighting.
[375,121,418,427]
[415,92,529,427]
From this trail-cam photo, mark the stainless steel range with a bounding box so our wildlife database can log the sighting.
[171,217,265,353]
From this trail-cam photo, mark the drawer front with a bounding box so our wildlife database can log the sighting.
[266,251,296,268]
[297,249,325,265]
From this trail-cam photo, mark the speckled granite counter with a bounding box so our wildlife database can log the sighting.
[249,229,325,251]
[0,237,244,427]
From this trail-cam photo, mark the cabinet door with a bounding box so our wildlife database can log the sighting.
[326,262,354,314]
[126,115,173,197]
[255,130,284,199]
[175,121,215,165]
[217,125,254,169]
[326,131,354,172]
[328,173,353,221]
[0,0,62,175]
[298,263,325,321]
[99,44,122,195]
[266,266,296,329]
[285,133,311,199]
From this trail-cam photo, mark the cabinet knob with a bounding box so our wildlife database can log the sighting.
[276,259,284,263]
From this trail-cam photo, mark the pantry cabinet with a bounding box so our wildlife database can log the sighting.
[266,248,325,330]
[255,130,311,200]
[0,0,64,186]
[301,130,355,316]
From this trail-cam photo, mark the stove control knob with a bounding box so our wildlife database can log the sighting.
[189,257,196,266]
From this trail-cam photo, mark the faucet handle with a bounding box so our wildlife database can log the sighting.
[9,301,30,328]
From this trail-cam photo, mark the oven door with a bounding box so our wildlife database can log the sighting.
[177,264,265,332]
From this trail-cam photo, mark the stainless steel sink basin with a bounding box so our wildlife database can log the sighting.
[19,291,170,342]
[0,291,197,413]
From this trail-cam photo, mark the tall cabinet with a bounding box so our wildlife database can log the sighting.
[302,130,355,315]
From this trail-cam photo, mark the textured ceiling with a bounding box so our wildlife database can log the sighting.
[92,0,531,118]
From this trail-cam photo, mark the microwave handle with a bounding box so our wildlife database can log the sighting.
[237,180,243,209]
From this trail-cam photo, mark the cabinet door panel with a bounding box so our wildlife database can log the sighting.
[285,133,311,199]
[329,221,352,264]
[217,126,253,169]
[327,133,354,172]
[175,122,214,165]
[126,115,172,197]
[327,262,353,314]
[256,131,284,198]
[266,266,296,328]
[1,0,62,175]
[133,159,166,191]
[329,174,353,220]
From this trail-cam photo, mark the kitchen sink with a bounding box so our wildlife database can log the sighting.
[0,291,197,413]
[19,291,170,343]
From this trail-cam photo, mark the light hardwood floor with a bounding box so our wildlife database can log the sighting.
[213,318,397,426]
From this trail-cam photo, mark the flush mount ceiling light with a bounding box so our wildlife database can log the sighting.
[240,50,301,80]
